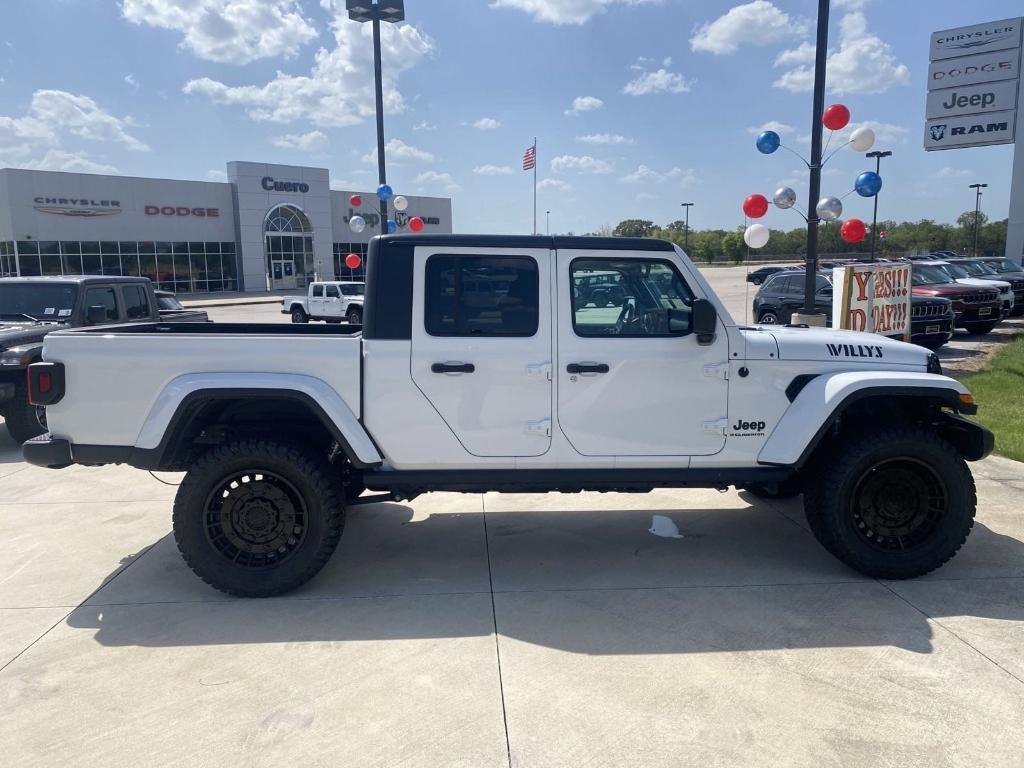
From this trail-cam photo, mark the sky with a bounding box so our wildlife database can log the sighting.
[0,0,1020,235]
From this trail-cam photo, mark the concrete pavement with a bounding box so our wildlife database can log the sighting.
[2,425,1023,767]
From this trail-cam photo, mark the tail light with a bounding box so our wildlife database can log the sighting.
[27,362,65,406]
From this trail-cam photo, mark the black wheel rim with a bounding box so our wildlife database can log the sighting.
[851,457,947,552]
[760,312,778,324]
[203,470,308,568]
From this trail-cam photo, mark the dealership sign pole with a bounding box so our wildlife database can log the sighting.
[924,17,1023,263]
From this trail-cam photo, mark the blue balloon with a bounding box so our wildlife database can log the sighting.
[756,130,781,154]
[855,171,882,197]
[377,183,394,202]
[387,219,398,234]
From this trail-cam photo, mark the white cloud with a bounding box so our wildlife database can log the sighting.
[414,170,460,193]
[691,1,807,55]
[184,15,432,127]
[490,0,655,26]
[207,169,228,181]
[121,0,318,65]
[474,164,514,175]
[623,68,690,96]
[774,11,909,95]
[0,89,149,174]
[361,138,434,165]
[271,130,328,152]
[472,117,501,130]
[413,120,436,131]
[577,133,633,145]
[124,74,140,89]
[538,178,573,192]
[620,165,697,185]
[936,167,972,180]
[747,120,795,136]
[551,154,613,174]
[565,95,603,115]
[774,41,815,67]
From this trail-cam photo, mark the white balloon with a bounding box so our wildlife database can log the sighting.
[744,223,770,249]
[773,186,797,210]
[349,215,366,233]
[850,126,876,152]
[393,195,409,212]
[816,196,843,221]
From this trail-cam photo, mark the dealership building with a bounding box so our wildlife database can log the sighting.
[0,161,453,293]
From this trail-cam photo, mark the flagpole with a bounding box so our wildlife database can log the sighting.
[532,137,537,235]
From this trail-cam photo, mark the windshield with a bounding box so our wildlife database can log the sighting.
[956,261,998,277]
[912,265,954,285]
[940,263,970,279]
[341,284,365,296]
[986,259,1018,273]
[156,295,184,310]
[0,283,78,321]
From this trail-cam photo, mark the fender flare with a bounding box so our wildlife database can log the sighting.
[134,372,382,468]
[758,371,974,467]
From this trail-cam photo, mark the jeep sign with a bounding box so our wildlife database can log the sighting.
[926,79,1019,120]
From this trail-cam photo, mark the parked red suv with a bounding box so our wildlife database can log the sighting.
[911,263,1002,335]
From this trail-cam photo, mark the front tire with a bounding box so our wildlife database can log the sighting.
[804,427,975,579]
[173,439,345,597]
[3,381,46,443]
[291,307,308,324]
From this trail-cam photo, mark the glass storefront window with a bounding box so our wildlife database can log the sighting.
[101,241,119,255]
[40,252,62,276]
[102,252,121,275]
[39,241,60,255]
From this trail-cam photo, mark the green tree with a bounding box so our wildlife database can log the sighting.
[613,219,656,238]
[957,210,989,231]
[721,232,744,264]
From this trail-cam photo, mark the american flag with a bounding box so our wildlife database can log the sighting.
[522,145,536,171]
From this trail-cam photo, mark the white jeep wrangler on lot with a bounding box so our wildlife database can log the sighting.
[24,234,993,597]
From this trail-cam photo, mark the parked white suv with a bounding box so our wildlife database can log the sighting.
[24,234,993,597]
[282,281,364,324]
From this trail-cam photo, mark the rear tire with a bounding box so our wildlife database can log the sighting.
[173,439,345,597]
[3,381,46,444]
[291,307,308,324]
[750,276,763,286]
[803,427,975,579]
[347,307,363,325]
[963,320,998,335]
[758,309,780,325]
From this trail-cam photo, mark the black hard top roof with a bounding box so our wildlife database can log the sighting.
[376,233,675,251]
[0,275,151,285]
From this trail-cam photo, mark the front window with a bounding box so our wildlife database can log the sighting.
[0,283,78,321]
[325,285,341,299]
[571,258,694,337]
[83,286,120,322]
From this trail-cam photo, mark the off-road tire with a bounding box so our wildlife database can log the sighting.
[291,306,308,324]
[347,307,363,325]
[963,320,998,335]
[804,426,975,579]
[173,439,345,597]
[758,309,780,325]
[3,382,46,443]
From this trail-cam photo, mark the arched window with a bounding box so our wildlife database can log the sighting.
[264,204,315,289]
[264,204,312,233]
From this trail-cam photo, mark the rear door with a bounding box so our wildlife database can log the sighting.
[556,250,729,457]
[410,246,552,457]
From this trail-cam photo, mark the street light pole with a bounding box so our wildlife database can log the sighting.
[800,0,830,320]
[348,1,406,235]
[680,202,694,252]
[546,210,550,235]
[970,183,987,257]
[865,150,891,262]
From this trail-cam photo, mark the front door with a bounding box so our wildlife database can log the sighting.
[556,250,729,457]
[411,247,552,457]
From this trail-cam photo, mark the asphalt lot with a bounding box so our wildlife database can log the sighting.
[2,267,1023,766]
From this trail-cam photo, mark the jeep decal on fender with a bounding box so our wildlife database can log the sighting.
[729,419,767,437]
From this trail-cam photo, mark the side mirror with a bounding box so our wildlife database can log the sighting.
[692,298,717,345]
[817,287,832,296]
[86,305,107,324]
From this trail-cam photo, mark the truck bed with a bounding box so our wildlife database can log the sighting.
[41,323,363,448]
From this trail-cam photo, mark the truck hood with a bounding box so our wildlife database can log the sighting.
[0,321,56,351]
[955,277,1011,294]
[764,325,930,368]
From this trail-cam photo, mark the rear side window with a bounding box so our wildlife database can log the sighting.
[425,255,539,337]
[83,286,119,321]
[122,285,150,319]
[764,275,787,293]
[312,285,324,297]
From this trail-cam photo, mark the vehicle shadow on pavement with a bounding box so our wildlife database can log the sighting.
[0,423,24,465]
[64,500,1024,657]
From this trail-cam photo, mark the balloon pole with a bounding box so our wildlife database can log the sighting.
[532,138,538,236]
[802,0,830,316]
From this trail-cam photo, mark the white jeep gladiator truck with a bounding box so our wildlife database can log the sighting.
[282,281,364,325]
[24,234,993,597]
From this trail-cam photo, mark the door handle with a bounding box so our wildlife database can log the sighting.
[566,363,609,374]
[431,362,475,374]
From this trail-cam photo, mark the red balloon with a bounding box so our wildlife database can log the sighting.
[840,218,867,244]
[409,216,425,233]
[349,194,362,208]
[822,103,850,131]
[345,253,362,269]
[742,194,769,219]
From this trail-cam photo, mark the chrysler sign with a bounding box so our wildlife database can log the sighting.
[930,18,1023,60]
